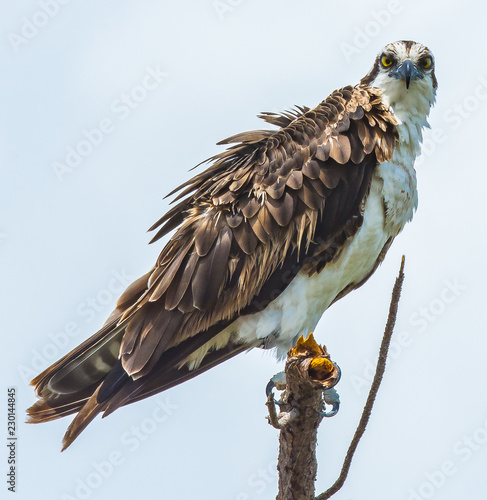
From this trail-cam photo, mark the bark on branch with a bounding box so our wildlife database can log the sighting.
[272,335,340,500]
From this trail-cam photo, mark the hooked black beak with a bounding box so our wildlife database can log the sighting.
[391,60,422,89]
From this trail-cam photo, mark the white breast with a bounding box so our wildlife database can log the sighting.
[234,175,390,357]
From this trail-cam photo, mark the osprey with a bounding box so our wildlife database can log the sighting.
[28,40,437,449]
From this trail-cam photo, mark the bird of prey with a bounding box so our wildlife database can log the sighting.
[28,40,437,449]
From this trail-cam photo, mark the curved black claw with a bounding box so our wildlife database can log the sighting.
[265,379,275,398]
[327,364,341,389]
[266,372,286,397]
[266,372,286,405]
[317,386,340,417]
[321,401,340,418]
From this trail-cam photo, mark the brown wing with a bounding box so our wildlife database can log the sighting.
[116,84,397,380]
[28,85,397,448]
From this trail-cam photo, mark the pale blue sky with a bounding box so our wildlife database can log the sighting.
[2,1,487,499]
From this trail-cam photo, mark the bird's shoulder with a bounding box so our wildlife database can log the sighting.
[151,84,397,244]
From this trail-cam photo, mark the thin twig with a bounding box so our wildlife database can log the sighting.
[316,256,406,500]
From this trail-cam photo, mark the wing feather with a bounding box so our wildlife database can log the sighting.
[191,226,233,310]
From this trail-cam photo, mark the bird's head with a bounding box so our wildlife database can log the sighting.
[361,40,437,115]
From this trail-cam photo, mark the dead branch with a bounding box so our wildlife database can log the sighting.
[268,334,340,500]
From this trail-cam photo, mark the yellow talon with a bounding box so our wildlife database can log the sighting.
[290,333,323,357]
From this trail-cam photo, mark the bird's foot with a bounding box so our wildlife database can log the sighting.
[318,387,340,418]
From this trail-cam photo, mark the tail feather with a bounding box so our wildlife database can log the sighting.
[27,307,245,449]
[103,340,248,417]
[102,322,235,416]
[27,316,126,432]
[61,385,106,451]
[31,271,152,399]
[32,320,124,399]
[27,270,158,449]
[26,396,88,423]
[59,341,246,449]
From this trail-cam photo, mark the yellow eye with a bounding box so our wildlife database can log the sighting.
[381,55,393,67]
[421,57,432,69]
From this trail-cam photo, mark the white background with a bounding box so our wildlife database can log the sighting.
[2,1,486,499]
